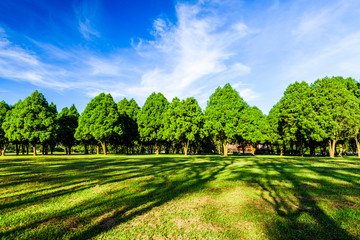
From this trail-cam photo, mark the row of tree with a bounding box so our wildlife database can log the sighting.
[268,76,360,158]
[0,76,359,158]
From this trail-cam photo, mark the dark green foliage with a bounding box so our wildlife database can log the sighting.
[240,106,268,154]
[1,75,360,157]
[0,101,10,156]
[311,77,360,157]
[75,93,122,155]
[58,105,79,155]
[3,91,56,155]
[267,102,283,155]
[117,98,140,154]
[163,97,204,155]
[204,83,247,156]
[277,81,319,155]
[137,92,169,154]
[270,77,360,157]
[3,100,25,144]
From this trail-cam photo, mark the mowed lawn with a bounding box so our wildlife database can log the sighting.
[0,154,359,240]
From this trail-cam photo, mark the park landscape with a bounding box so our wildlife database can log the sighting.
[1,0,360,239]
[0,77,360,239]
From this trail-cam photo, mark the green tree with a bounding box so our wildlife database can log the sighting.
[338,77,360,157]
[2,100,26,155]
[24,91,57,155]
[163,97,182,152]
[0,101,10,156]
[117,98,140,154]
[45,102,58,155]
[277,81,320,156]
[163,97,203,155]
[204,83,247,156]
[58,105,79,155]
[240,106,268,155]
[76,93,122,155]
[4,91,57,156]
[137,92,169,155]
[311,77,360,158]
[267,102,284,155]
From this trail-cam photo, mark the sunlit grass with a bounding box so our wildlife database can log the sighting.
[0,154,359,239]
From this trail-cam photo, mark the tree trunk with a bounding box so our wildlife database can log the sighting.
[155,144,160,155]
[15,143,19,155]
[280,145,283,156]
[356,137,360,158]
[100,141,107,155]
[69,146,72,155]
[338,144,343,157]
[33,145,37,156]
[328,139,336,158]
[217,144,221,155]
[309,141,315,156]
[1,144,7,156]
[299,139,304,157]
[96,145,100,155]
[26,144,29,155]
[223,142,228,157]
[42,144,47,155]
[184,140,190,156]
[84,144,89,154]
[250,145,256,155]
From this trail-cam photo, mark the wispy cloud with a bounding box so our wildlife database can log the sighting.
[79,18,100,40]
[0,31,71,89]
[126,2,252,103]
[1,0,360,113]
[74,0,100,40]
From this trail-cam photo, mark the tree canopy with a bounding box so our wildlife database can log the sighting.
[137,92,169,154]
[117,98,140,154]
[0,101,10,156]
[163,97,203,155]
[1,77,360,158]
[204,83,247,156]
[58,105,79,155]
[76,93,122,155]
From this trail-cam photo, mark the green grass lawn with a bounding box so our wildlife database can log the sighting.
[0,154,359,239]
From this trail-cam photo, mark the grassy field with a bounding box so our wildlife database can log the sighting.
[0,154,359,240]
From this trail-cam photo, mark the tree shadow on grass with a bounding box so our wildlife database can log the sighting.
[0,155,234,239]
[248,158,358,240]
[1,155,358,239]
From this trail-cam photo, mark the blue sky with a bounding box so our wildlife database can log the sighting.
[1,0,360,114]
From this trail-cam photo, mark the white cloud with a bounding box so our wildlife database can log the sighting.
[125,2,252,104]
[0,33,71,89]
[9,0,360,113]
[79,18,100,40]
[0,1,257,110]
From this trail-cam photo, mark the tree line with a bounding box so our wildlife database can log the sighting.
[0,76,359,158]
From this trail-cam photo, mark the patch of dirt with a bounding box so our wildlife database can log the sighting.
[65,218,83,230]
[207,187,238,192]
[234,221,254,230]
[171,217,225,232]
[1,189,16,194]
[38,217,59,228]
[96,209,118,229]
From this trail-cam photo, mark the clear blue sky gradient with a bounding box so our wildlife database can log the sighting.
[0,0,360,114]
